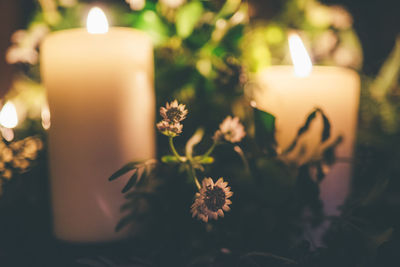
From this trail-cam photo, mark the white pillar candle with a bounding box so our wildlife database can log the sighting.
[40,7,155,242]
[253,34,360,216]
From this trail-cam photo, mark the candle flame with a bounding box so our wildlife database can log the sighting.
[41,103,51,130]
[0,101,18,129]
[87,7,109,34]
[288,33,313,77]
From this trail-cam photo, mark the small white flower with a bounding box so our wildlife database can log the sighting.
[330,5,353,29]
[126,0,146,11]
[214,116,246,143]
[6,24,49,65]
[313,30,338,58]
[159,0,185,9]
[333,46,362,68]
[191,177,233,222]
[156,120,183,137]
[10,30,27,44]
[6,46,38,65]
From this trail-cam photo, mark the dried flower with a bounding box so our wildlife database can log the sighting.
[213,116,246,143]
[157,120,183,137]
[12,158,29,170]
[22,138,43,159]
[1,147,13,163]
[0,136,43,181]
[126,0,146,11]
[2,169,12,180]
[160,100,188,123]
[191,177,233,222]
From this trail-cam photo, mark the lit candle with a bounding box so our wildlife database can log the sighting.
[40,7,155,242]
[0,101,18,142]
[253,33,360,216]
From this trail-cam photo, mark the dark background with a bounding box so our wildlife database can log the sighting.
[0,0,399,98]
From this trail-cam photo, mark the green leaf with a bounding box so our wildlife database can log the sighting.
[161,155,180,163]
[320,110,331,142]
[372,228,394,248]
[108,162,138,181]
[254,107,277,155]
[322,135,343,165]
[121,169,138,193]
[315,163,325,182]
[176,1,204,39]
[297,109,317,136]
[115,214,136,232]
[133,10,169,45]
[215,0,241,20]
[194,156,214,164]
[284,108,324,154]
[370,37,400,100]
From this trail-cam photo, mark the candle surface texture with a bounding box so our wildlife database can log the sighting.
[255,66,360,215]
[41,27,155,242]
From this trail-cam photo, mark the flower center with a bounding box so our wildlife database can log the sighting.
[204,186,226,212]
[166,107,182,122]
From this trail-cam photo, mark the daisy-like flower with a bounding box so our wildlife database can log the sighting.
[213,116,246,143]
[160,100,188,123]
[191,177,233,222]
[156,120,183,137]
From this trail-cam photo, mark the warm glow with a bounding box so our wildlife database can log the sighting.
[0,101,18,129]
[41,103,51,130]
[1,127,14,142]
[288,33,313,77]
[87,7,109,34]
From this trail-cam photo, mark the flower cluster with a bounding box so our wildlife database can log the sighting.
[0,137,43,195]
[213,116,246,143]
[6,24,49,65]
[157,100,188,137]
[191,177,233,222]
[156,101,244,223]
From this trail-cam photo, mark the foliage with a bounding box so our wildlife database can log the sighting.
[242,0,363,73]
[1,0,399,266]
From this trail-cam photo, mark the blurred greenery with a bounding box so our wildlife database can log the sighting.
[1,0,400,266]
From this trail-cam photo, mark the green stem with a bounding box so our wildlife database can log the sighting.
[187,164,201,190]
[169,137,183,162]
[234,145,250,174]
[192,167,201,190]
[203,141,217,158]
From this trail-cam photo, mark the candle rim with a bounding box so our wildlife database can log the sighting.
[42,27,153,45]
[257,65,359,77]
